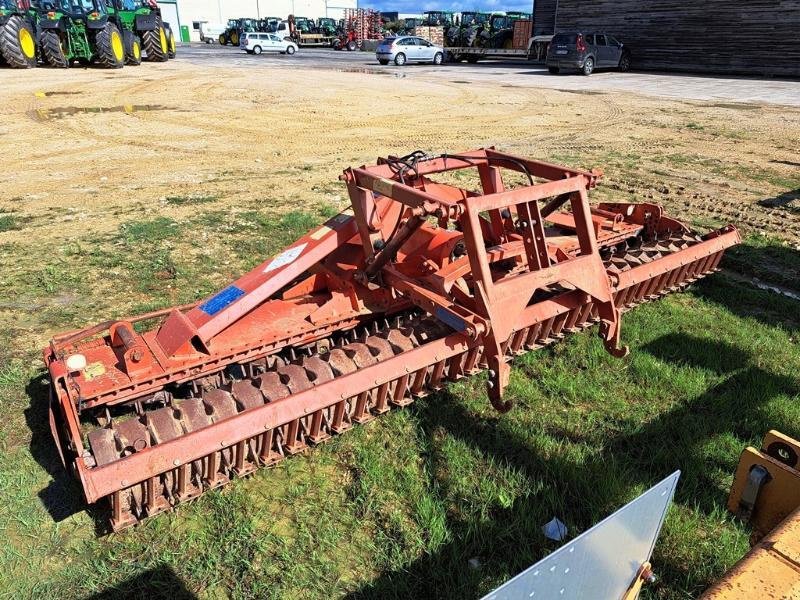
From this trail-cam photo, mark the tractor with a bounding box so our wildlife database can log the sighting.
[257,16,279,33]
[446,11,490,47]
[478,12,531,49]
[37,0,125,68]
[218,17,255,46]
[0,0,37,68]
[316,17,337,36]
[105,0,175,64]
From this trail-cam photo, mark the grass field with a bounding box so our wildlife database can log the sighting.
[0,208,798,599]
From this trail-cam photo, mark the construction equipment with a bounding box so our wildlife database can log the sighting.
[0,0,36,68]
[218,17,255,46]
[38,0,125,68]
[701,431,800,598]
[43,149,740,531]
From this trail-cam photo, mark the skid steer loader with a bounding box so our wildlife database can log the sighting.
[44,149,740,531]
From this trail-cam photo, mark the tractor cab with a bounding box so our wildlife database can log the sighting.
[423,11,452,27]
[317,16,336,35]
[461,11,490,28]
[43,0,108,23]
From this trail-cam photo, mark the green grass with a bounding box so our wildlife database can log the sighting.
[0,265,797,599]
[0,214,21,232]
[0,200,798,599]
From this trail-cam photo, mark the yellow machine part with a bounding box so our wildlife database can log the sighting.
[701,431,800,599]
[701,506,800,599]
[727,430,800,541]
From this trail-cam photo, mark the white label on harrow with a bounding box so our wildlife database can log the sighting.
[264,243,307,273]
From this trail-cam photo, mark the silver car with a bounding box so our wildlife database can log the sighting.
[376,36,445,66]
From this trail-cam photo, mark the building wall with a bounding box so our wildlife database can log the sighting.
[170,0,357,41]
[533,0,800,77]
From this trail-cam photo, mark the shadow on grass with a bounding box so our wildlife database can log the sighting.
[346,335,798,599]
[23,371,109,532]
[83,564,196,599]
[695,243,800,331]
[758,188,799,213]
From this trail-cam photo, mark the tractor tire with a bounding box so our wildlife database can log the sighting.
[142,18,168,62]
[41,29,67,68]
[346,40,357,51]
[218,33,226,45]
[166,26,176,58]
[230,31,239,46]
[123,31,142,65]
[0,15,36,68]
[95,22,125,68]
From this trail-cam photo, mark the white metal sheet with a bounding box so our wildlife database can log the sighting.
[483,471,680,600]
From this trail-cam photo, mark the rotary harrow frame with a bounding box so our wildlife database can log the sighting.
[44,149,740,530]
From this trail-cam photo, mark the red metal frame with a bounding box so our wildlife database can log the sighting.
[43,149,741,528]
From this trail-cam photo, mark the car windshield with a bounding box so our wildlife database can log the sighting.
[63,0,100,13]
[552,33,578,44]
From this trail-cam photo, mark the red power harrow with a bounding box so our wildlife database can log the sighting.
[44,149,740,530]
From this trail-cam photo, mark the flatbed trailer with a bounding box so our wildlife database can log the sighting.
[446,34,553,63]
[295,32,336,47]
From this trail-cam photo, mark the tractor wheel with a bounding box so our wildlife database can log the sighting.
[41,29,67,68]
[142,18,168,62]
[166,26,176,58]
[230,31,239,46]
[123,31,142,66]
[346,40,357,51]
[0,15,36,68]
[218,33,226,45]
[95,22,125,68]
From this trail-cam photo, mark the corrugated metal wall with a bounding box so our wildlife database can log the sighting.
[533,0,800,77]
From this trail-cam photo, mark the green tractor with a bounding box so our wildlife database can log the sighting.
[37,0,126,68]
[218,17,255,46]
[478,12,531,49]
[317,17,337,36]
[0,0,37,68]
[105,0,174,64]
[446,11,490,47]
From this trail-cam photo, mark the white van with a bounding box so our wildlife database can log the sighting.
[240,32,298,55]
[199,22,226,44]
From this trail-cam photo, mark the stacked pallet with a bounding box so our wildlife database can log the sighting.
[534,0,800,77]
[512,20,533,49]
[413,25,445,47]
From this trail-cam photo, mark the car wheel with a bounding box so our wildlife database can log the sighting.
[378,59,389,65]
[286,45,296,55]
[394,52,406,66]
[618,53,631,72]
[582,57,594,76]
[253,45,262,55]
[433,51,443,65]
[548,66,559,74]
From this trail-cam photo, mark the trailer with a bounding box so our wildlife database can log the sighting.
[274,18,336,48]
[446,34,553,63]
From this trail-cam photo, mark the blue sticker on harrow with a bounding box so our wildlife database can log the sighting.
[199,285,246,316]
[434,307,467,332]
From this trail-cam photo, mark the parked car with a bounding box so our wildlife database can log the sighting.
[546,32,631,75]
[376,37,444,66]
[240,32,298,55]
